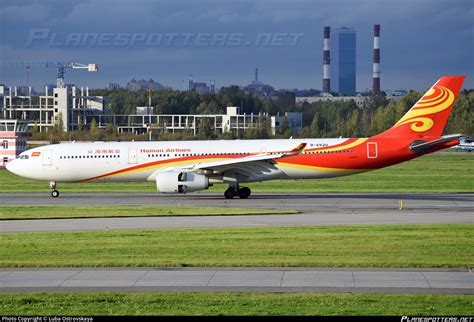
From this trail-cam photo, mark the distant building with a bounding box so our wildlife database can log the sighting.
[1,84,104,132]
[387,89,408,96]
[126,78,164,91]
[191,82,210,94]
[0,119,29,168]
[100,106,300,137]
[295,95,367,108]
[334,27,356,95]
[108,83,120,90]
[44,84,56,95]
[16,86,34,96]
[244,68,275,96]
[136,106,154,115]
[187,76,216,94]
[271,112,303,135]
[209,81,216,93]
[293,89,321,97]
[187,76,194,91]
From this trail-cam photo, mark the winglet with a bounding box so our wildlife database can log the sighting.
[284,143,307,156]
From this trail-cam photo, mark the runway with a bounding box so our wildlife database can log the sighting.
[1,193,472,295]
[0,193,472,232]
[0,268,472,294]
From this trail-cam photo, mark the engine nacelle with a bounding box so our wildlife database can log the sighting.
[156,171,209,193]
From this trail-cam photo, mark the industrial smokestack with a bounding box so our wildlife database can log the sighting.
[323,26,331,93]
[373,24,381,93]
[255,68,258,83]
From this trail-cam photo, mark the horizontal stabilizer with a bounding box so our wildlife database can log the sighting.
[409,134,465,153]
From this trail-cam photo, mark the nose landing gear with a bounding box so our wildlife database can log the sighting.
[50,181,59,198]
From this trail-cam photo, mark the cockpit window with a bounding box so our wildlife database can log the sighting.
[19,155,29,160]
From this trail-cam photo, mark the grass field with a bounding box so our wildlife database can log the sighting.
[0,292,472,316]
[0,205,297,220]
[1,154,473,193]
[1,224,471,268]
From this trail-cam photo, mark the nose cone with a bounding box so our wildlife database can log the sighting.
[5,159,19,175]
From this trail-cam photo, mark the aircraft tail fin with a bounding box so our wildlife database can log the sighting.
[376,76,465,139]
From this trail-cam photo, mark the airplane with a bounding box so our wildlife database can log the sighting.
[450,138,474,152]
[6,76,466,199]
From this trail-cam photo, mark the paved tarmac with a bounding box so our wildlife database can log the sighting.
[1,193,472,295]
[0,193,472,232]
[0,268,472,294]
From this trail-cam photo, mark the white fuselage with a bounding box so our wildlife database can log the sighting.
[7,138,350,184]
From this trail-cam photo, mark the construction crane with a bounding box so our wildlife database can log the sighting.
[43,62,98,88]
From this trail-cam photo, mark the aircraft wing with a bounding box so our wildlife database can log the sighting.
[164,142,306,179]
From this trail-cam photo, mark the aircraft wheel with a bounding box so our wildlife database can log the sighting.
[51,190,60,198]
[224,187,236,199]
[239,187,251,199]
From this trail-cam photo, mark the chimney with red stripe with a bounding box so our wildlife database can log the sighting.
[323,26,331,93]
[373,24,381,93]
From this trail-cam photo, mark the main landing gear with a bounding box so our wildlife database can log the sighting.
[224,186,251,199]
[50,181,59,198]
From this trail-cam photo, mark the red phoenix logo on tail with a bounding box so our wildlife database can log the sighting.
[394,85,455,133]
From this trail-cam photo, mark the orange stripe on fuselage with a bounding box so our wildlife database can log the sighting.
[303,138,368,152]
[79,138,379,182]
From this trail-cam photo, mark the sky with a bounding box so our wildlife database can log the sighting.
[1,0,473,91]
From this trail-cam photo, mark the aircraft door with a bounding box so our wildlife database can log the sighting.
[128,148,138,164]
[42,150,52,166]
[367,142,378,159]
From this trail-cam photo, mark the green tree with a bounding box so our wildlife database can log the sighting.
[278,117,291,136]
[275,92,296,113]
[50,113,64,143]
[31,122,39,136]
[196,117,214,139]
[346,109,361,137]
[89,118,100,141]
[104,123,117,140]
[445,90,474,136]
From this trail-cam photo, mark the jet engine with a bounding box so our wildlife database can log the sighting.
[156,171,209,193]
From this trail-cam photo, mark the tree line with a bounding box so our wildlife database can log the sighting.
[30,87,473,142]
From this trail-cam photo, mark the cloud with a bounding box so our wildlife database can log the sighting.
[0,0,473,90]
[0,0,80,23]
